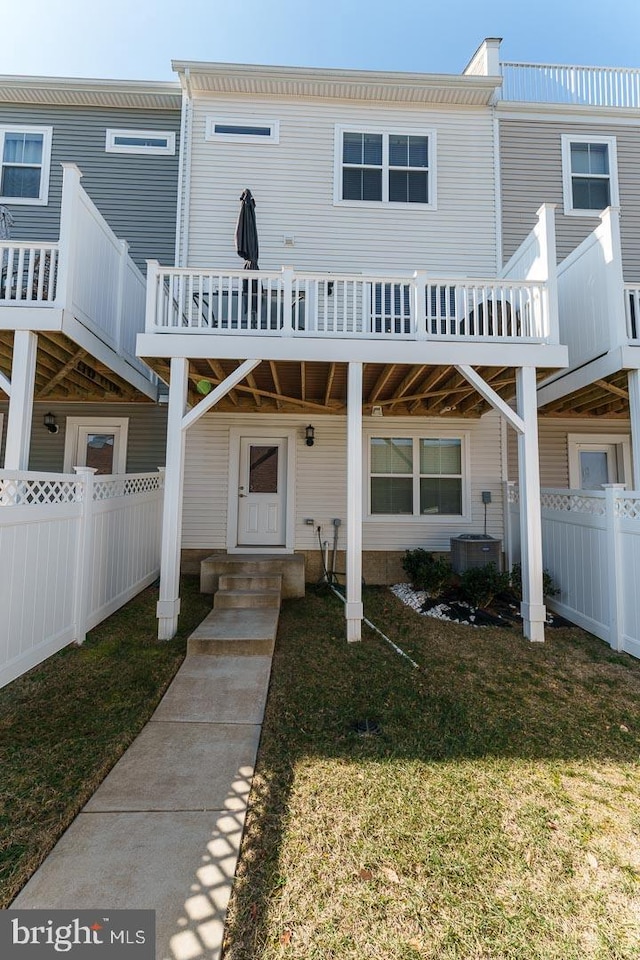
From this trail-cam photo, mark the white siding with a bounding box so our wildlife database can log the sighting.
[184,95,498,276]
[507,417,631,487]
[182,411,504,552]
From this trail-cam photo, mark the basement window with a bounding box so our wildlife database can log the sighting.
[205,118,280,143]
[105,129,176,155]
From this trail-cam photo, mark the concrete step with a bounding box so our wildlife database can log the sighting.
[201,553,305,598]
[218,574,282,592]
[187,607,279,656]
[214,589,281,610]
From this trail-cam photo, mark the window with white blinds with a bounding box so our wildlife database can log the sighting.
[369,435,464,516]
[335,126,436,208]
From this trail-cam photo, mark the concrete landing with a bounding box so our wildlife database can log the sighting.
[187,607,279,656]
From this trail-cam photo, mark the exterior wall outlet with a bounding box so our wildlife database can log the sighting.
[304,518,315,525]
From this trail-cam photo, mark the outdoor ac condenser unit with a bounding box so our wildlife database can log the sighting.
[450,535,502,573]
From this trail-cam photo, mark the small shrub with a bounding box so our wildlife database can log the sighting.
[402,548,453,598]
[459,563,511,609]
[510,562,559,599]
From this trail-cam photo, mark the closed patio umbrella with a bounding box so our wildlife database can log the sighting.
[0,205,13,240]
[235,188,259,269]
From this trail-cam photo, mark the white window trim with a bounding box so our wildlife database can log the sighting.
[567,433,631,489]
[105,129,176,156]
[364,428,470,522]
[561,134,619,217]
[63,417,129,474]
[334,124,437,210]
[205,117,280,144]
[0,125,52,206]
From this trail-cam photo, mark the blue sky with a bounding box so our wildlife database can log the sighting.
[4,0,640,80]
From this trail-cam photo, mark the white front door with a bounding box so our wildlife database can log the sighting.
[237,437,287,546]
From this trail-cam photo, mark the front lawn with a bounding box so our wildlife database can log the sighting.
[0,576,210,908]
[224,585,640,960]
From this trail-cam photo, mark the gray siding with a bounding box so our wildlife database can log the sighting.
[500,118,640,282]
[0,402,167,473]
[0,103,180,271]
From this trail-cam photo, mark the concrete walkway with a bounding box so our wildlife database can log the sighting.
[12,582,280,959]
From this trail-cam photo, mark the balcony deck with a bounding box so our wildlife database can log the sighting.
[500,61,640,109]
[0,165,156,402]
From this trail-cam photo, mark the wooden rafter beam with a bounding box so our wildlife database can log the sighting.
[594,378,630,401]
[36,348,87,399]
[206,359,238,405]
[408,367,454,412]
[388,365,425,409]
[368,364,396,404]
[188,373,337,412]
[269,360,282,409]
[247,370,261,407]
[300,361,306,402]
[324,362,336,407]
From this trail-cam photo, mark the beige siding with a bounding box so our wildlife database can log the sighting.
[500,118,640,281]
[507,417,631,487]
[185,96,498,276]
[182,411,504,552]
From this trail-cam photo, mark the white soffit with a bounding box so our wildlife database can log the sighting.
[0,76,182,110]
[173,60,501,106]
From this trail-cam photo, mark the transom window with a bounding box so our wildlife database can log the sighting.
[205,117,280,143]
[561,135,618,215]
[369,436,464,516]
[0,126,52,205]
[105,129,176,155]
[336,127,435,207]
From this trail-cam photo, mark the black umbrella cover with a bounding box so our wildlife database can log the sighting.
[235,188,259,270]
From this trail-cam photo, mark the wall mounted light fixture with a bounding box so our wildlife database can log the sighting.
[305,424,315,447]
[43,412,59,435]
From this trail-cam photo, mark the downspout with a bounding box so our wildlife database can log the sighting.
[175,67,193,268]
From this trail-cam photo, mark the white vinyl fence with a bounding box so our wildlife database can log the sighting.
[0,467,164,688]
[505,482,640,659]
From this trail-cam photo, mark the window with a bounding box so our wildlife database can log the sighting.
[561,135,618,215]
[105,129,176,155]
[369,435,465,516]
[567,433,630,490]
[0,126,52,205]
[63,418,129,474]
[335,126,435,207]
[205,117,279,143]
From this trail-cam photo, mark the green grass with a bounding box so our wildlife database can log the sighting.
[223,585,640,960]
[0,576,210,908]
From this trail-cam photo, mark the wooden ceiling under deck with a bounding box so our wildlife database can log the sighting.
[147,356,555,417]
[539,370,631,419]
[0,331,153,403]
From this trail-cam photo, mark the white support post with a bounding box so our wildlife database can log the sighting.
[115,238,129,355]
[346,361,363,642]
[604,484,625,651]
[532,203,559,343]
[145,260,161,332]
[628,370,640,491]
[515,366,546,642]
[282,266,294,335]
[55,163,83,308]
[4,330,38,469]
[157,357,189,640]
[72,466,97,645]
[414,270,427,340]
[503,480,517,572]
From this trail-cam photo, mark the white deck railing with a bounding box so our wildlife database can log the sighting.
[501,61,640,108]
[0,242,59,303]
[0,467,164,689]
[505,482,640,659]
[146,263,551,343]
[0,164,152,381]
